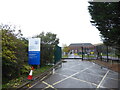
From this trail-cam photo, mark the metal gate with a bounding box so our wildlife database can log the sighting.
[54,45,62,64]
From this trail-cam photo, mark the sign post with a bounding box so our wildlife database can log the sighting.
[28,38,40,65]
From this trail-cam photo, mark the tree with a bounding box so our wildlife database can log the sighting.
[35,32,59,45]
[62,44,70,54]
[88,2,120,54]
[1,24,30,83]
[34,32,59,65]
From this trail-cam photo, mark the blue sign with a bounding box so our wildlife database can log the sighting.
[28,38,40,65]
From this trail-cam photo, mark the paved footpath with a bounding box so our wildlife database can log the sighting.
[29,59,120,89]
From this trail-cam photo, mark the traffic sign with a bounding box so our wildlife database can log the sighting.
[28,38,41,65]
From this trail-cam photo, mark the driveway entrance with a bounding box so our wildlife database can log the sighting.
[29,59,120,89]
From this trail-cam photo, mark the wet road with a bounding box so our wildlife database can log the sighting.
[29,59,120,89]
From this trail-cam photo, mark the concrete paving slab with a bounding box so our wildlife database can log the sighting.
[43,73,66,85]
[109,70,119,75]
[83,69,106,77]
[31,82,47,88]
[69,65,85,72]
[72,72,103,85]
[62,61,82,69]
[106,73,119,80]
[62,63,77,69]
[44,88,56,90]
[31,59,120,89]
[55,69,78,76]
[101,77,120,88]
[83,65,108,77]
[80,61,94,66]
[53,78,97,88]
[57,88,97,90]
[107,70,120,80]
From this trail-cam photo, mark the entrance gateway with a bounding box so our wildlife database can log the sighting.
[62,43,97,60]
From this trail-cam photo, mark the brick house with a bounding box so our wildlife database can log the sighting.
[69,43,95,54]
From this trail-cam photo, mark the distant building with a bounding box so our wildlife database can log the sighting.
[69,43,95,53]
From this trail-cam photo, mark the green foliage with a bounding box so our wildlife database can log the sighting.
[88,2,120,53]
[33,65,52,76]
[1,24,60,86]
[20,64,31,74]
[0,30,2,57]
[34,32,59,66]
[2,65,52,88]
[35,32,59,45]
[1,24,29,84]
[62,44,70,54]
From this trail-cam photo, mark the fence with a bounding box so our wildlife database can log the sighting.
[79,46,97,60]
[62,45,120,62]
[40,44,62,66]
[80,45,120,62]
[95,45,120,62]
[54,45,62,64]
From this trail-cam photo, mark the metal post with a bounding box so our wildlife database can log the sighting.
[37,65,40,69]
[96,46,99,59]
[82,47,83,60]
[107,45,109,62]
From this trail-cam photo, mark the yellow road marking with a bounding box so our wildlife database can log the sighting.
[26,75,49,89]
[42,81,58,90]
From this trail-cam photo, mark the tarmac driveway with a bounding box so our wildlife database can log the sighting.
[29,59,120,89]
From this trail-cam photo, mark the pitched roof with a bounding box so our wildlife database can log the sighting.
[69,43,94,47]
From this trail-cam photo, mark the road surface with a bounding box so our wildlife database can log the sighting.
[28,57,120,89]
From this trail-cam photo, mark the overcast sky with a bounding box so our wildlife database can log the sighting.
[0,0,103,46]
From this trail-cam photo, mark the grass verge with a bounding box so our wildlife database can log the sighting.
[62,55,68,58]
[91,60,120,73]
[2,65,52,88]
[79,55,96,58]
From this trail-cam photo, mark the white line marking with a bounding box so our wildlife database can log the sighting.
[53,72,79,85]
[41,76,47,81]
[53,65,94,85]
[27,62,96,89]
[106,76,120,81]
[26,73,50,89]
[26,80,41,90]
[42,81,55,88]
[81,71,104,78]
[82,69,120,81]
[61,63,82,70]
[99,85,107,88]
[55,72,68,77]
[55,72,98,86]
[71,77,98,86]
[63,68,79,72]
[43,85,58,90]
[97,70,109,88]
[41,81,58,90]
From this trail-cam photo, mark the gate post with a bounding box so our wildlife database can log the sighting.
[54,45,62,64]
[106,45,109,62]
[82,47,83,60]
